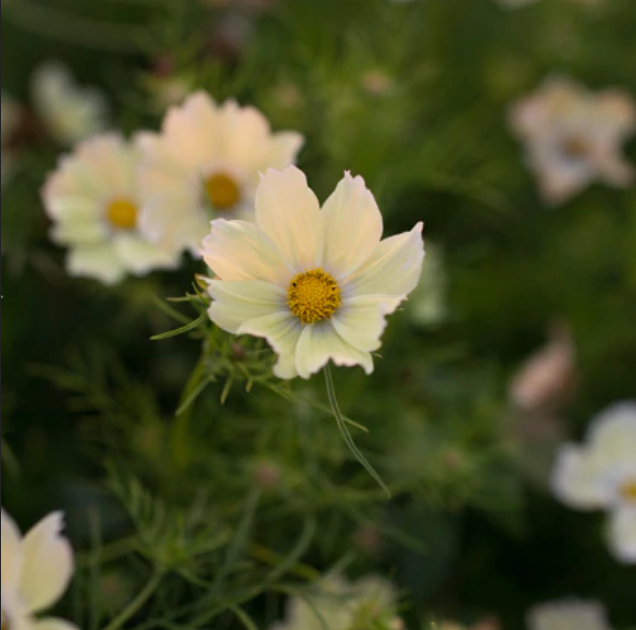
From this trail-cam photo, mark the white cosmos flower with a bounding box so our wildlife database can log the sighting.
[137,91,304,257]
[1,93,22,186]
[269,574,403,630]
[202,166,424,380]
[1,509,78,630]
[526,600,613,630]
[551,401,636,563]
[32,61,108,146]
[509,76,635,205]
[42,133,181,285]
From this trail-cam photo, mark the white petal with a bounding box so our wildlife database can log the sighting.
[202,219,292,284]
[294,322,373,380]
[220,101,273,169]
[608,505,636,564]
[255,166,324,271]
[66,244,127,285]
[207,279,286,334]
[321,172,383,280]
[237,312,303,379]
[112,234,181,275]
[19,512,74,613]
[331,296,389,352]
[1,509,23,590]
[347,223,424,308]
[587,402,636,466]
[550,446,612,509]
[33,618,80,630]
[50,219,108,245]
[261,131,304,170]
[526,600,609,630]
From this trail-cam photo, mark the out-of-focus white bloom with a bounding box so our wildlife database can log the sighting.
[509,76,635,205]
[509,324,576,413]
[202,166,424,380]
[42,133,181,285]
[270,574,404,630]
[406,242,446,328]
[1,509,79,630]
[138,91,303,257]
[551,402,636,563]
[32,61,108,145]
[1,93,22,186]
[526,600,613,630]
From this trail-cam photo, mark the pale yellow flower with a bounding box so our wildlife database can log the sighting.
[138,91,303,257]
[42,133,181,285]
[509,76,635,205]
[32,61,108,146]
[526,600,612,630]
[202,166,424,379]
[1,509,78,630]
[551,402,636,563]
[270,574,403,630]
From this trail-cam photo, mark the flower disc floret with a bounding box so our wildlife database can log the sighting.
[206,172,241,210]
[287,269,341,324]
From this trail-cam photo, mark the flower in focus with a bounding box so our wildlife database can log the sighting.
[406,242,447,328]
[32,60,108,146]
[1,93,22,186]
[269,574,404,630]
[526,600,613,630]
[1,509,78,630]
[551,401,636,563]
[509,323,576,414]
[42,133,181,285]
[509,76,635,205]
[202,166,424,380]
[138,91,303,257]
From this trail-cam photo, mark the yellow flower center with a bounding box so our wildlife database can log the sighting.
[621,480,636,503]
[106,198,138,230]
[287,268,341,325]
[205,172,241,211]
[561,135,588,159]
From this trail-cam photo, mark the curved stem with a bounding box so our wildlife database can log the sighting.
[101,571,163,630]
[323,365,391,498]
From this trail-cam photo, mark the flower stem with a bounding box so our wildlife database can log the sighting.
[323,365,391,498]
[101,571,163,630]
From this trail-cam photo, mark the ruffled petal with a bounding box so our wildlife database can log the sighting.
[255,167,324,272]
[550,446,612,509]
[207,279,286,334]
[220,101,273,170]
[237,312,302,379]
[346,223,424,308]
[608,505,636,564]
[294,322,373,380]
[321,172,383,280]
[112,234,181,275]
[1,509,23,590]
[202,219,292,284]
[66,244,127,285]
[32,618,80,630]
[20,512,74,614]
[331,296,389,353]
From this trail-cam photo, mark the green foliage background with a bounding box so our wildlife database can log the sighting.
[1,0,635,628]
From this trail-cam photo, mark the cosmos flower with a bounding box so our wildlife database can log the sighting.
[526,600,613,630]
[509,323,576,414]
[269,574,404,630]
[202,166,424,380]
[1,509,79,630]
[551,401,636,563]
[42,133,181,285]
[1,93,22,186]
[137,91,303,257]
[31,60,108,146]
[509,76,635,205]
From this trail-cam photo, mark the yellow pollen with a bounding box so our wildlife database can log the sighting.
[205,172,241,211]
[621,480,636,503]
[287,268,341,325]
[106,198,137,229]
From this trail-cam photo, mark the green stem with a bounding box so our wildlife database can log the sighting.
[323,365,391,498]
[101,571,163,630]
